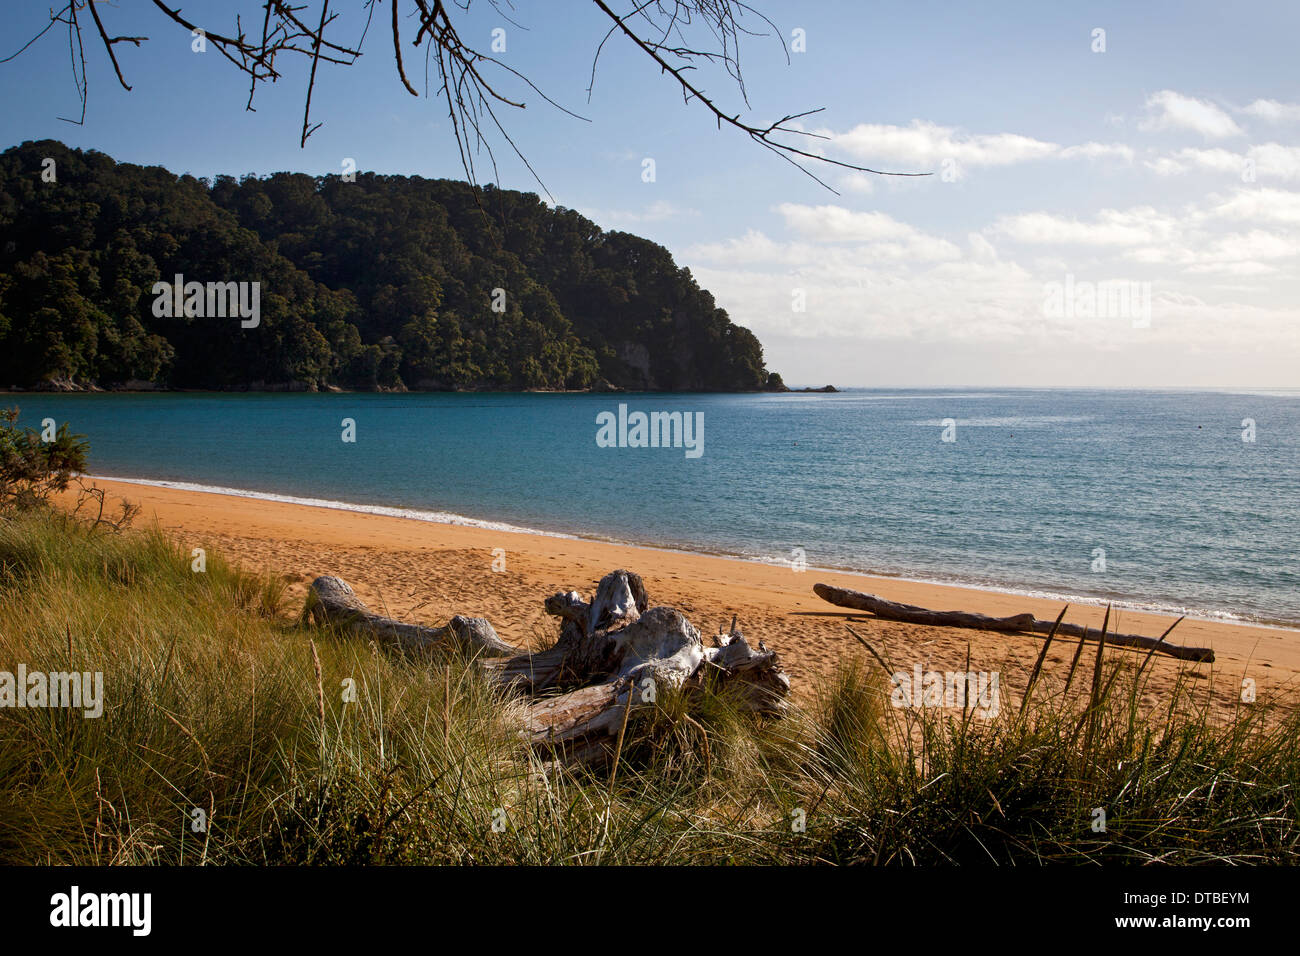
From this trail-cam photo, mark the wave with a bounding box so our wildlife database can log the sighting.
[89,475,579,539]
[912,415,1094,428]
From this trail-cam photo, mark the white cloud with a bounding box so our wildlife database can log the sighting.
[822,120,1128,173]
[968,233,998,261]
[1209,187,1300,224]
[1144,147,1243,176]
[688,256,1040,343]
[992,208,1178,246]
[684,229,805,267]
[1243,98,1300,123]
[576,200,697,228]
[1144,144,1300,181]
[777,204,920,242]
[1140,90,1243,139]
[685,222,961,270]
[1184,261,1277,276]
[769,204,962,262]
[839,173,876,195]
[675,92,1300,372]
[831,121,1057,168]
[1058,142,1135,162]
[1249,143,1300,180]
[1205,229,1300,262]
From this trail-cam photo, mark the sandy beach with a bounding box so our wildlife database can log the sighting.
[68,478,1300,715]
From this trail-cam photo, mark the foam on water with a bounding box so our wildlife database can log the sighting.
[92,475,576,538]
[21,389,1298,630]
[92,474,1286,631]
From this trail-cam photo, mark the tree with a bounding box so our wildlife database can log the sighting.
[11,1,928,194]
[0,409,88,512]
[0,139,777,391]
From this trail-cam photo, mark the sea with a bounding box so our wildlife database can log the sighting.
[14,388,1300,627]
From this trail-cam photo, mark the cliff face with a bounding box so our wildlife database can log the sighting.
[618,342,655,389]
[0,140,777,393]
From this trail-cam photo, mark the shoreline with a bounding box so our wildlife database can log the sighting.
[63,476,1300,715]
[1,384,803,396]
[90,473,1296,632]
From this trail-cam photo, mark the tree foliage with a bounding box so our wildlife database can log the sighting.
[0,140,774,391]
[0,407,88,511]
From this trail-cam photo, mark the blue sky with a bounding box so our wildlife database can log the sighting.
[4,1,1299,387]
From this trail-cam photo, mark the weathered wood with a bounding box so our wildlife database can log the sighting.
[514,572,701,748]
[813,583,1036,632]
[496,570,655,692]
[518,570,791,752]
[1022,617,1210,662]
[523,683,621,742]
[586,568,649,633]
[301,569,792,766]
[302,575,518,657]
[700,626,791,712]
[813,582,1214,663]
[524,684,627,768]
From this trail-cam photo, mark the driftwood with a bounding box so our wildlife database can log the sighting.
[813,582,1214,664]
[302,575,517,657]
[813,583,1037,633]
[302,570,791,763]
[498,570,790,758]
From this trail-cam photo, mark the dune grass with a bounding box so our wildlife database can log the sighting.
[0,508,1296,865]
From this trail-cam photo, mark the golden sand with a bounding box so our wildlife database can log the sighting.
[68,478,1300,715]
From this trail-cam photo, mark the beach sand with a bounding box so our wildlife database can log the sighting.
[67,478,1300,717]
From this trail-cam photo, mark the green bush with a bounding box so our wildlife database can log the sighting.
[0,408,87,512]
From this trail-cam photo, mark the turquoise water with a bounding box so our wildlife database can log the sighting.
[15,389,1300,625]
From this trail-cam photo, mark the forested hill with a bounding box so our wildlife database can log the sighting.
[0,140,783,392]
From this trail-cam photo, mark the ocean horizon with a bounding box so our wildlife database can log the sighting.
[16,387,1300,629]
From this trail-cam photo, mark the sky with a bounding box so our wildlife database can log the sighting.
[3,0,1299,388]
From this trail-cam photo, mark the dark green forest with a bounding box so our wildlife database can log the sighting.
[0,140,782,392]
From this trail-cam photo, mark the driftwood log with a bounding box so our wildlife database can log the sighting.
[813,582,1214,663]
[302,575,517,656]
[302,570,790,763]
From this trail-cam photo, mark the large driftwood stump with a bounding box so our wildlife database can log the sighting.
[300,569,792,765]
[303,575,518,657]
[813,582,1214,663]
[499,570,790,756]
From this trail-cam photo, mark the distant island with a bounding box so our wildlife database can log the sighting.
[0,141,793,394]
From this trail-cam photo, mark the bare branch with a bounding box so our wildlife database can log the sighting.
[12,0,927,193]
[589,0,931,186]
[300,0,334,146]
[392,0,420,95]
[87,0,145,92]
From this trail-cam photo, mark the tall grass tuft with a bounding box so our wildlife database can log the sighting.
[0,509,1295,864]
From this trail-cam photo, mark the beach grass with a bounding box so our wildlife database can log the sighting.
[0,509,1296,865]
